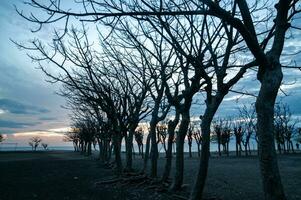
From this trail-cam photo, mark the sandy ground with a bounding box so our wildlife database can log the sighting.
[0,151,300,200]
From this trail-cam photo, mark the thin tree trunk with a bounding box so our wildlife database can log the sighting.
[189,143,192,158]
[126,127,136,171]
[218,139,221,156]
[142,133,151,173]
[162,112,179,182]
[87,141,92,156]
[141,144,144,158]
[236,141,239,156]
[150,118,159,177]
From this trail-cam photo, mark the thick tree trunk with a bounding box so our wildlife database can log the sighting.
[171,110,190,191]
[162,112,179,182]
[190,98,221,200]
[112,133,123,175]
[256,65,286,200]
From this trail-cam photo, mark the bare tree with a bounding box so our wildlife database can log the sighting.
[161,111,180,182]
[16,1,301,199]
[134,127,144,158]
[193,128,202,158]
[41,143,48,150]
[187,124,194,158]
[64,127,82,152]
[29,137,42,151]
[275,102,298,154]
[157,123,168,156]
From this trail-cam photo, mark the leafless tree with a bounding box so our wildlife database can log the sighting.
[16,1,301,199]
[187,124,194,158]
[233,122,243,157]
[161,111,180,182]
[29,137,42,151]
[157,123,168,156]
[239,104,257,156]
[193,128,202,158]
[134,128,144,158]
[64,129,80,152]
[41,143,48,150]
[275,102,298,154]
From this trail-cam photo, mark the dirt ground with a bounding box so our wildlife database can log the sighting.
[0,151,300,200]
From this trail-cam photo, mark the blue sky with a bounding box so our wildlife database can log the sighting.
[0,1,301,146]
[0,0,70,145]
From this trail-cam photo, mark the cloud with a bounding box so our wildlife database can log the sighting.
[0,98,49,115]
[13,131,65,138]
[39,116,57,121]
[0,119,38,128]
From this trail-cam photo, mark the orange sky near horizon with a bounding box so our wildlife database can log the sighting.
[1,127,73,147]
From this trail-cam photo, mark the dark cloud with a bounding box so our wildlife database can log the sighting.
[39,116,57,121]
[0,119,38,128]
[0,98,49,115]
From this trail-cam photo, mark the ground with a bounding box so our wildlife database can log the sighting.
[0,151,300,200]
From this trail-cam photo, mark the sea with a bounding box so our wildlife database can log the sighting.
[0,137,260,153]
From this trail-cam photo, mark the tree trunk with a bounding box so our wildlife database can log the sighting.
[226,142,229,156]
[171,110,190,191]
[162,112,179,182]
[150,118,159,177]
[189,144,192,158]
[142,133,151,173]
[248,142,251,155]
[126,126,136,171]
[290,141,295,153]
[245,144,248,156]
[256,65,286,200]
[190,99,220,200]
[87,141,92,156]
[97,138,102,160]
[236,141,239,156]
[217,138,221,156]
[112,133,123,175]
[141,144,144,158]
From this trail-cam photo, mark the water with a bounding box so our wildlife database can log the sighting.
[0,145,75,151]
[0,137,274,153]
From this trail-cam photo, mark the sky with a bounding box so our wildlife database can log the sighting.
[0,0,70,146]
[0,0,301,147]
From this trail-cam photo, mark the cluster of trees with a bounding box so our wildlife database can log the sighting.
[28,136,48,151]
[274,103,299,153]
[15,0,301,199]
